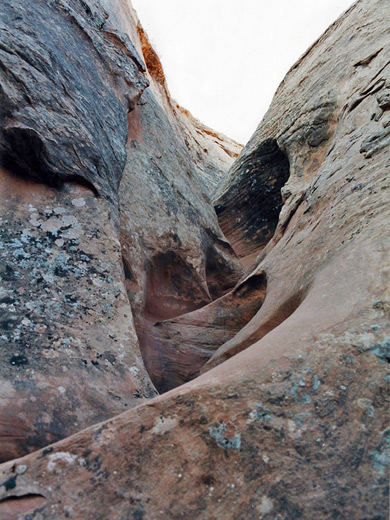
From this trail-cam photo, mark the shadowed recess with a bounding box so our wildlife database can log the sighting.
[143,251,210,321]
[204,236,242,300]
[146,271,267,393]
[0,494,46,519]
[0,0,148,202]
[214,139,290,261]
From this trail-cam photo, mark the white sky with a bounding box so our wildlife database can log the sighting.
[132,0,353,144]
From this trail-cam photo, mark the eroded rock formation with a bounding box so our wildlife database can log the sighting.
[0,0,389,519]
[0,0,242,462]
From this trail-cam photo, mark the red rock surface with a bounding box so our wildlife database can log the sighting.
[115,3,244,393]
[0,0,389,519]
[144,269,267,392]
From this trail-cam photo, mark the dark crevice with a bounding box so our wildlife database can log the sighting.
[1,135,100,196]
[64,175,100,197]
[1,126,54,184]
[0,493,46,517]
[214,139,290,261]
[232,271,268,297]
[253,285,310,340]
[354,48,382,68]
[122,256,136,283]
[204,233,242,300]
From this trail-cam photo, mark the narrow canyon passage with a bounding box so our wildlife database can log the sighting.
[131,138,291,394]
[0,0,388,518]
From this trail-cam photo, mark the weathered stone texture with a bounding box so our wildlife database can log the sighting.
[117,5,244,392]
[206,0,390,372]
[214,138,290,263]
[0,0,148,202]
[0,0,389,519]
[0,0,242,463]
[0,167,157,463]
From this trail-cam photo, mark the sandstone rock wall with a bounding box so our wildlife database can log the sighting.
[0,0,389,519]
[115,4,244,393]
[206,0,390,371]
[0,0,242,463]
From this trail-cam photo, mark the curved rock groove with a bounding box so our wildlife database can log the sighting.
[144,271,267,393]
[0,493,46,520]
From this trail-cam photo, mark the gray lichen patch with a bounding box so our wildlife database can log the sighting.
[0,177,156,460]
[209,423,241,450]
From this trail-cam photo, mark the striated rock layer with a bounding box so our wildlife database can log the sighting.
[0,0,389,519]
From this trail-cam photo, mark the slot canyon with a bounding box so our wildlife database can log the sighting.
[0,0,389,518]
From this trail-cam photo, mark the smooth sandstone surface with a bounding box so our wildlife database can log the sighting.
[115,3,244,393]
[206,0,390,372]
[0,0,389,519]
